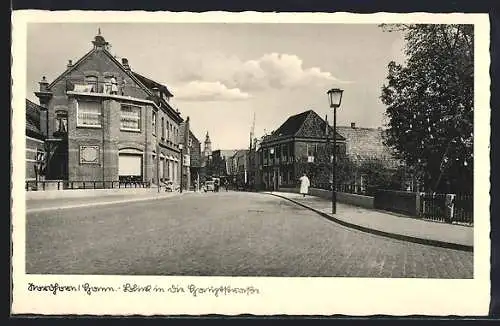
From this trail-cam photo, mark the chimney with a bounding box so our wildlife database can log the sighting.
[39,76,49,92]
[350,122,356,129]
[122,58,130,71]
[67,60,73,68]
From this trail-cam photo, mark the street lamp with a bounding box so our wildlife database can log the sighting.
[179,144,184,193]
[327,88,344,214]
[269,147,275,191]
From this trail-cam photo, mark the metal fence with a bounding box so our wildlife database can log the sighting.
[25,180,151,191]
[419,193,473,225]
[315,183,378,196]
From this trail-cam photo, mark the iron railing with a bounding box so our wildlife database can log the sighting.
[25,180,151,191]
[419,193,473,225]
[314,183,378,196]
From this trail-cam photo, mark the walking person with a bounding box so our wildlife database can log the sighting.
[299,173,310,198]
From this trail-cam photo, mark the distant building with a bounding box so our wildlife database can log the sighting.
[247,137,260,190]
[180,118,202,190]
[25,99,47,183]
[258,109,345,190]
[32,30,184,187]
[211,149,239,178]
[203,132,212,158]
[336,123,402,187]
[231,149,250,187]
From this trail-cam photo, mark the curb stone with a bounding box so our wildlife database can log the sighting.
[26,191,191,214]
[268,192,473,252]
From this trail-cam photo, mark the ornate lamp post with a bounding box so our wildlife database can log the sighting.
[179,144,184,193]
[327,88,344,214]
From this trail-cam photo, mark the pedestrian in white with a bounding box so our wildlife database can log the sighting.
[299,173,310,198]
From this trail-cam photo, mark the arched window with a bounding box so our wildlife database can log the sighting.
[84,75,98,92]
[54,110,68,134]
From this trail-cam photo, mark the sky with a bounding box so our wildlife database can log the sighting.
[26,23,406,150]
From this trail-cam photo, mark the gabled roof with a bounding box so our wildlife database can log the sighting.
[132,72,174,97]
[47,46,155,101]
[44,37,182,123]
[189,130,200,144]
[215,149,240,158]
[272,110,312,138]
[266,109,344,141]
[47,48,96,89]
[26,99,45,139]
[336,126,399,166]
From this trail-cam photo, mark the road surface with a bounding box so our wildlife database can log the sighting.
[26,191,473,278]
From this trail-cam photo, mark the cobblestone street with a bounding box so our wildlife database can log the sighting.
[26,192,473,278]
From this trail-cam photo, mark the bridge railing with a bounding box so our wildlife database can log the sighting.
[25,180,151,191]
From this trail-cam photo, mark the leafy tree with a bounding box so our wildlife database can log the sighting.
[296,142,357,189]
[358,158,402,190]
[380,24,473,193]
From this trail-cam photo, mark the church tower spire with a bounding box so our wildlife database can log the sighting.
[204,131,212,157]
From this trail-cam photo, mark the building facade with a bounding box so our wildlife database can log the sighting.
[210,149,239,179]
[34,31,184,187]
[258,110,346,191]
[199,132,212,182]
[187,130,202,190]
[25,99,47,183]
[336,123,403,189]
[230,149,250,188]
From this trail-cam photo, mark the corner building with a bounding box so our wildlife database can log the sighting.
[35,31,184,187]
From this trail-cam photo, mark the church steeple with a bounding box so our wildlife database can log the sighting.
[204,132,212,157]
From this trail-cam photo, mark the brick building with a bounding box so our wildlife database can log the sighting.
[336,123,402,188]
[230,149,250,187]
[34,31,184,187]
[258,110,346,191]
[179,117,203,190]
[25,99,47,183]
[210,149,239,178]
[187,130,202,190]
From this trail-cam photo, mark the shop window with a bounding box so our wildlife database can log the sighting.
[120,104,141,131]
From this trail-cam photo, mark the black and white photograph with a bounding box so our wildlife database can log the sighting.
[11,11,490,316]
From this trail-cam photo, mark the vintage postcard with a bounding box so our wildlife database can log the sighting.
[11,10,490,316]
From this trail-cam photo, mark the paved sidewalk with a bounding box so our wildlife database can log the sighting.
[268,191,473,251]
[26,190,198,213]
